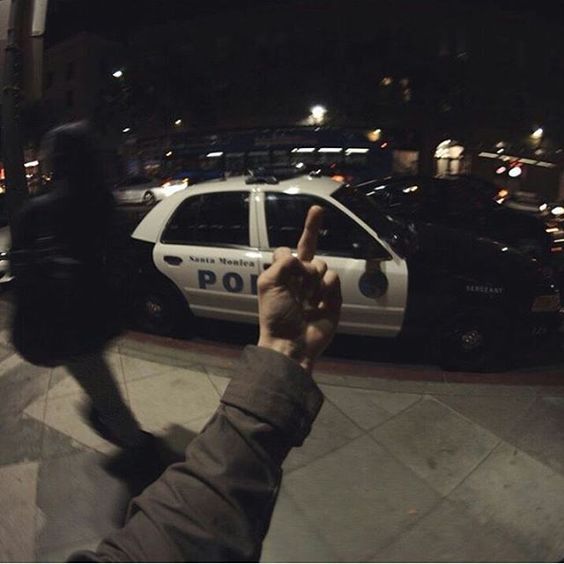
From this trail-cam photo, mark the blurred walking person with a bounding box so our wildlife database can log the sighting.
[10,122,151,451]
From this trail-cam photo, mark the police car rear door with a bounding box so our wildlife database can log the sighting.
[153,190,262,323]
[257,191,408,337]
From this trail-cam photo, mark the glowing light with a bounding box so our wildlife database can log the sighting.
[174,119,182,126]
[24,160,39,168]
[381,77,393,86]
[295,162,305,169]
[367,129,382,142]
[532,127,543,140]
[508,166,522,178]
[381,142,389,149]
[497,148,505,154]
[546,227,559,233]
[310,105,327,124]
[501,247,509,252]
[122,127,131,133]
[331,175,345,183]
[206,151,224,157]
[165,151,173,157]
[497,189,509,199]
[345,148,369,155]
[402,185,419,193]
[551,206,564,216]
[318,147,342,153]
[291,147,315,153]
[539,203,548,212]
[112,70,124,78]
[496,166,507,175]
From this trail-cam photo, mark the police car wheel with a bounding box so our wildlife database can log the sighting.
[135,283,190,337]
[143,192,156,206]
[438,309,511,372]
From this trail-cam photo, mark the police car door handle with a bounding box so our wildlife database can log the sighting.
[164,255,183,266]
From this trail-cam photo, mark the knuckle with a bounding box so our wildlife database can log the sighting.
[257,275,270,292]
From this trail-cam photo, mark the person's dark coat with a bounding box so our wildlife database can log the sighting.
[11,122,121,365]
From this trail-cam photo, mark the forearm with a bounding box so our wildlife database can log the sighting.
[74,346,323,563]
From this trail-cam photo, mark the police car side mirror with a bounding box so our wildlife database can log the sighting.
[351,241,391,261]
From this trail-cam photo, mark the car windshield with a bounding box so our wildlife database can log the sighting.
[332,184,405,243]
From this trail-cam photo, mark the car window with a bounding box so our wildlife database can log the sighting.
[117,176,152,187]
[446,180,498,213]
[265,193,377,257]
[162,191,250,246]
[386,180,444,219]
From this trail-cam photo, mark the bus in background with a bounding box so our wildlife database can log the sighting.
[126,127,394,185]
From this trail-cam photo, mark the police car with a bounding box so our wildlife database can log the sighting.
[129,174,561,371]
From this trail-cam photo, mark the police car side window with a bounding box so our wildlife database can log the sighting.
[265,193,374,257]
[162,192,250,246]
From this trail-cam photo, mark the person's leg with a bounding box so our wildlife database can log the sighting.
[66,351,146,447]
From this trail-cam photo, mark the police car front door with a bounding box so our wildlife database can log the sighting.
[258,192,408,337]
[154,191,261,323]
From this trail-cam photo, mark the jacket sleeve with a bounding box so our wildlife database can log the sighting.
[71,346,323,563]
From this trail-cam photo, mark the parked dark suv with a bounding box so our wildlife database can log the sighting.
[356,175,553,263]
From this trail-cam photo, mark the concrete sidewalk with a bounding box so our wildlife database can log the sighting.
[0,319,564,561]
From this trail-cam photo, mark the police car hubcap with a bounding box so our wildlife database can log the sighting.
[146,300,163,318]
[460,329,483,351]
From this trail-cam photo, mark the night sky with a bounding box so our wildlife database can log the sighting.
[46,0,564,46]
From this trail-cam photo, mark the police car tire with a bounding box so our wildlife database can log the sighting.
[135,279,191,337]
[437,308,512,372]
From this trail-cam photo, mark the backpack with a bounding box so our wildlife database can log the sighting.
[10,203,119,367]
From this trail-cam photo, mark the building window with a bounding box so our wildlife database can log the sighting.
[66,90,74,108]
[66,61,75,80]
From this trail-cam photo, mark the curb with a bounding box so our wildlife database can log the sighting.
[117,331,564,394]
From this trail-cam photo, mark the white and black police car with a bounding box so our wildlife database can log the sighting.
[128,173,561,371]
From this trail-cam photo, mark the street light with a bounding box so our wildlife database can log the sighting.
[122,127,131,133]
[532,127,543,140]
[174,119,182,126]
[367,129,382,142]
[310,105,327,125]
[112,69,124,79]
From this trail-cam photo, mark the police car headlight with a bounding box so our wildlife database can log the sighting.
[532,294,561,312]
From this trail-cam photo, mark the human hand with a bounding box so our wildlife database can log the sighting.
[257,206,342,374]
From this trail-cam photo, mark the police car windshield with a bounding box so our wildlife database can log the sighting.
[332,185,406,246]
